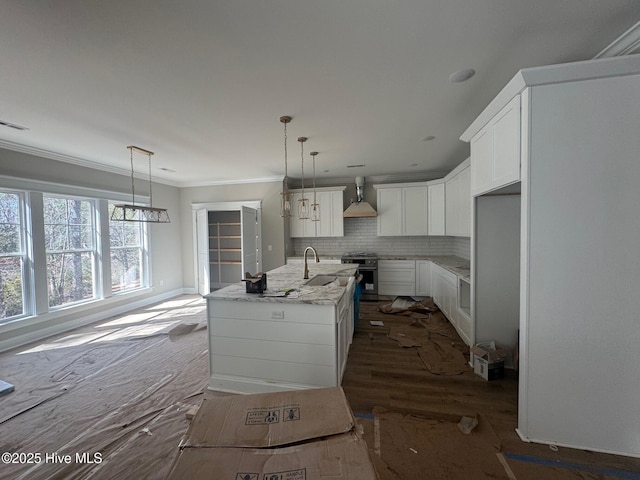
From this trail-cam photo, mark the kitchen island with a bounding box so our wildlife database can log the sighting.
[204,263,358,393]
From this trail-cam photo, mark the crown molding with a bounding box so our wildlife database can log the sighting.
[594,21,640,58]
[0,140,181,188]
[177,176,283,188]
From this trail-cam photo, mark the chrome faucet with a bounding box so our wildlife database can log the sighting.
[303,246,319,279]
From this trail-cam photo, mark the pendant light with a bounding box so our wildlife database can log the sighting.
[310,151,320,222]
[297,137,310,220]
[111,146,170,223]
[279,115,293,218]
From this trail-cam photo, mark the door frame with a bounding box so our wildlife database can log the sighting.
[191,201,262,295]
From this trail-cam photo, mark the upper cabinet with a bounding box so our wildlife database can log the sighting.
[316,189,345,237]
[469,95,521,196]
[375,183,428,236]
[445,159,471,237]
[427,181,446,236]
[289,187,345,238]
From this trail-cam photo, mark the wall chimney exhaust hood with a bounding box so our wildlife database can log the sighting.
[343,176,377,217]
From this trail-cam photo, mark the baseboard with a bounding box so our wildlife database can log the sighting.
[515,428,640,459]
[0,288,191,353]
[207,374,324,394]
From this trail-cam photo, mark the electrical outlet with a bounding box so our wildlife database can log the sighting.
[271,311,285,319]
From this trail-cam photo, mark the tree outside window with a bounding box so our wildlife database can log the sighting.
[44,196,96,307]
[0,191,24,320]
[109,203,145,293]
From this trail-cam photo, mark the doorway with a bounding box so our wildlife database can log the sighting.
[193,202,262,295]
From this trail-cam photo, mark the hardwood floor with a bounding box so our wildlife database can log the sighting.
[341,300,640,480]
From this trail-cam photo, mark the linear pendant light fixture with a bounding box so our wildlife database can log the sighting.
[297,136,310,220]
[110,146,171,223]
[310,151,320,222]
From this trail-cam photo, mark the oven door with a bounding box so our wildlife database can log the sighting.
[357,267,377,300]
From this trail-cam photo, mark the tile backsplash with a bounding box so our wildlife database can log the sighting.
[290,217,470,259]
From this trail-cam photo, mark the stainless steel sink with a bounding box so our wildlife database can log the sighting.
[304,274,337,286]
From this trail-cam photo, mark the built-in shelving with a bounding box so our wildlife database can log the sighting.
[208,212,242,289]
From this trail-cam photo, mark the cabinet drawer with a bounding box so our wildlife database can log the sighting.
[379,282,415,296]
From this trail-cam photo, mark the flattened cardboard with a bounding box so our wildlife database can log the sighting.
[181,387,356,448]
[167,432,378,480]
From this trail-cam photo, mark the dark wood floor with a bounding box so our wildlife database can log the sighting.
[341,300,640,480]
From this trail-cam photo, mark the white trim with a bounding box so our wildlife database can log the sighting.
[0,288,188,353]
[0,141,181,188]
[287,186,347,193]
[460,55,640,142]
[178,176,283,188]
[0,174,150,203]
[190,201,263,295]
[191,200,262,211]
[594,21,640,58]
[515,428,640,459]
[444,157,470,181]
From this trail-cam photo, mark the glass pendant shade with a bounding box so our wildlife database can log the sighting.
[298,196,310,220]
[280,190,292,218]
[310,200,320,222]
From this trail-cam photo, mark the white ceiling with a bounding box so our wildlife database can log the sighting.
[1,1,639,187]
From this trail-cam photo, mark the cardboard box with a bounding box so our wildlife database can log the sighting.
[470,341,507,381]
[168,387,378,480]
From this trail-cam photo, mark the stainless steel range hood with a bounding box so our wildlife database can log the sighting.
[343,176,377,217]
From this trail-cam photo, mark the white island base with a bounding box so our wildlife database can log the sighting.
[205,264,356,394]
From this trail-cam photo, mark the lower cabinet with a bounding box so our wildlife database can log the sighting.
[415,260,431,296]
[378,259,472,345]
[378,260,416,296]
[431,263,471,346]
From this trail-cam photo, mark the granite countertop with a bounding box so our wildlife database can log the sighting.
[204,263,358,305]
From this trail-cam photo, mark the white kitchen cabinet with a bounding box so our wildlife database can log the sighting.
[427,181,445,235]
[402,186,429,235]
[445,159,471,237]
[430,263,457,327]
[461,56,640,457]
[288,191,315,238]
[375,187,403,236]
[316,189,345,237]
[289,187,345,238]
[375,183,428,236]
[469,95,520,196]
[430,262,472,345]
[415,260,431,296]
[378,260,416,296]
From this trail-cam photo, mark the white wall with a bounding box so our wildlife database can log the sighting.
[179,181,286,292]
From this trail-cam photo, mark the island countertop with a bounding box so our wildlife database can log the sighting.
[204,263,358,305]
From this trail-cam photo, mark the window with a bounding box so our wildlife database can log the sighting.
[109,202,146,293]
[0,190,26,321]
[43,195,96,308]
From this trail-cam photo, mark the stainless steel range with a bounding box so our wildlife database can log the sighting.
[341,252,378,300]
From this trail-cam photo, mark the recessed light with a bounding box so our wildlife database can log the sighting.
[409,163,419,167]
[421,135,436,142]
[322,169,330,173]
[346,164,366,168]
[159,167,176,172]
[449,68,476,83]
